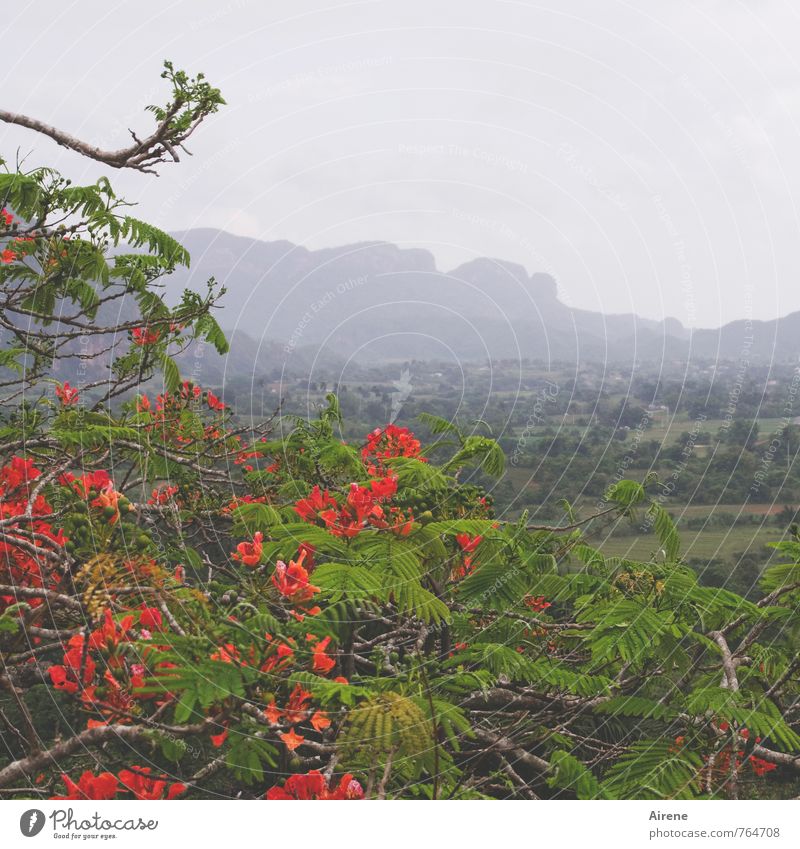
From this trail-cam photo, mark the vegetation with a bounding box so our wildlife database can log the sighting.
[1,64,798,801]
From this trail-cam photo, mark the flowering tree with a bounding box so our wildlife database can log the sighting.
[1,65,799,801]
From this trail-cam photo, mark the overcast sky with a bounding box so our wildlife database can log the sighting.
[2,0,800,327]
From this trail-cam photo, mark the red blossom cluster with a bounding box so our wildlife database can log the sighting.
[132,326,162,346]
[148,484,179,505]
[132,321,188,348]
[266,769,363,800]
[52,767,186,800]
[221,494,267,515]
[55,381,79,406]
[61,469,130,526]
[699,725,779,785]
[209,624,337,685]
[524,595,552,613]
[1,212,43,263]
[263,683,332,751]
[361,424,424,475]
[234,449,260,472]
[452,533,482,580]
[206,390,225,411]
[0,457,66,612]
[134,382,228,448]
[47,608,166,727]
[295,474,412,539]
[204,628,339,753]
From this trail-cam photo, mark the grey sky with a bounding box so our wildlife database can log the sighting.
[2,0,799,327]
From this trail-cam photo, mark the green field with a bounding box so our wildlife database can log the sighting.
[594,524,783,563]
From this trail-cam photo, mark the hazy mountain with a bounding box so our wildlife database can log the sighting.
[163,229,799,373]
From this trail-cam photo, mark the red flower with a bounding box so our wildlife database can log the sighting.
[2,455,41,490]
[524,595,551,613]
[297,542,316,570]
[65,468,111,498]
[91,480,126,525]
[363,424,423,460]
[206,390,225,411]
[311,636,336,674]
[52,770,119,800]
[132,326,161,346]
[310,710,331,732]
[283,684,312,724]
[89,609,135,651]
[1,208,13,227]
[455,533,482,553]
[266,770,363,800]
[138,604,163,631]
[751,756,777,777]
[48,633,97,694]
[234,531,263,567]
[55,382,79,406]
[295,485,339,522]
[48,663,80,694]
[370,473,398,501]
[280,728,305,751]
[346,483,384,524]
[148,484,178,505]
[1,248,15,264]
[210,726,229,748]
[272,548,319,604]
[118,767,187,800]
[210,642,247,665]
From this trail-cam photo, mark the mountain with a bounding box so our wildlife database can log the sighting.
[163,229,798,372]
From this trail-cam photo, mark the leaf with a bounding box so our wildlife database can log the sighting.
[548,750,606,799]
[444,435,505,478]
[600,741,703,800]
[160,353,181,394]
[313,563,385,602]
[646,503,681,560]
[595,696,676,722]
[231,502,282,534]
[605,480,646,508]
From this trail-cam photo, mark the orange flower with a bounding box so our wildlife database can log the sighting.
[234,531,263,567]
[264,702,281,725]
[272,548,319,604]
[91,481,124,524]
[310,710,331,732]
[312,636,336,674]
[284,684,312,724]
[280,729,305,751]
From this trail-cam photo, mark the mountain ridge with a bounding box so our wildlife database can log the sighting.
[165,228,796,369]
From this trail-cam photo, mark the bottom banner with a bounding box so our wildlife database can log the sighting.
[1,800,795,848]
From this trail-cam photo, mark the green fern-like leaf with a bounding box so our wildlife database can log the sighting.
[600,741,703,800]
